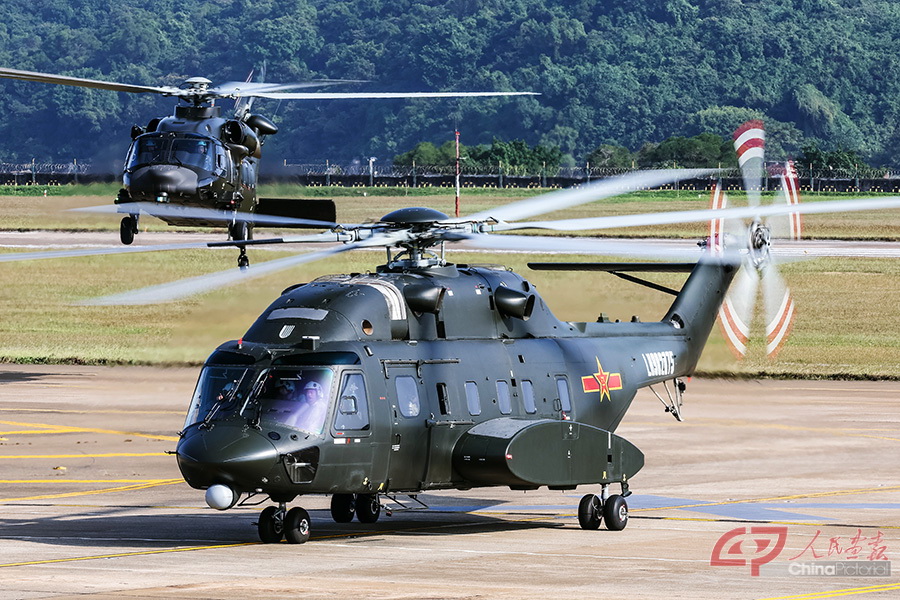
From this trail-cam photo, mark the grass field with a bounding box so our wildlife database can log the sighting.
[0,186,898,378]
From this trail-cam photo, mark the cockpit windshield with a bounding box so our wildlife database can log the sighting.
[128,135,217,172]
[184,365,258,429]
[246,368,335,435]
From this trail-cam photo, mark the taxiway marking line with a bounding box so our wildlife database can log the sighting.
[0,407,183,415]
[625,419,900,442]
[0,541,259,568]
[632,485,900,513]
[0,453,169,459]
[0,419,178,441]
[0,479,182,503]
[758,583,900,600]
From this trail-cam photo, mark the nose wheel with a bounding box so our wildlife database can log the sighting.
[237,246,249,269]
[258,503,311,544]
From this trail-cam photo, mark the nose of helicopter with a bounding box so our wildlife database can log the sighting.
[129,164,199,197]
[176,424,280,490]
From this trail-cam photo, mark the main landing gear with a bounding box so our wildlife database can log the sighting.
[578,483,629,531]
[256,493,383,544]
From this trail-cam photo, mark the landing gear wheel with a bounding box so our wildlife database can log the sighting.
[355,493,381,524]
[284,507,311,544]
[257,505,285,543]
[578,493,601,530]
[602,494,628,531]
[119,216,136,245]
[331,493,356,523]
[229,221,249,241]
[237,250,250,270]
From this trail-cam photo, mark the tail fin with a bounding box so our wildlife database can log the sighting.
[664,255,740,373]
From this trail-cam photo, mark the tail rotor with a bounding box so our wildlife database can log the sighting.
[713,121,801,359]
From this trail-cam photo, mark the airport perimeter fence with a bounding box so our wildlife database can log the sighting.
[4,159,900,193]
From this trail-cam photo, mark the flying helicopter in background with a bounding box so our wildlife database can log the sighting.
[0,66,535,267]
[4,126,899,545]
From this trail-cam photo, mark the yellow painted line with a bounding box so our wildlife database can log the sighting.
[0,479,182,503]
[631,515,900,529]
[0,408,183,415]
[0,479,177,484]
[758,583,900,600]
[632,485,900,513]
[0,453,168,459]
[0,419,178,442]
[0,541,258,568]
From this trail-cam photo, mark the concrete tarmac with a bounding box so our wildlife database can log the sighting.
[0,365,897,599]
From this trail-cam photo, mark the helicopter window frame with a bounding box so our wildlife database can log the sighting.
[464,381,481,416]
[521,380,537,414]
[394,375,421,418]
[496,380,512,415]
[332,371,370,434]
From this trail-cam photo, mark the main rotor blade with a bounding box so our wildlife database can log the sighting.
[0,67,178,95]
[250,91,539,100]
[452,168,718,225]
[80,231,404,305]
[0,241,212,263]
[210,79,366,96]
[72,203,339,229]
[493,196,900,233]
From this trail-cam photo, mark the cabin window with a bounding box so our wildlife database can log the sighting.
[333,373,370,432]
[496,380,512,415]
[436,383,451,416]
[556,376,572,413]
[465,381,481,416]
[395,375,420,418]
[522,380,537,414]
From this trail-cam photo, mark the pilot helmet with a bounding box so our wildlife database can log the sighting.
[304,380,323,400]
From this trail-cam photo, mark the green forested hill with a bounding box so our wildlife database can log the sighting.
[0,0,898,167]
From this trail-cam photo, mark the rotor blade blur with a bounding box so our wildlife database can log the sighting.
[762,261,795,358]
[0,67,178,95]
[80,231,404,305]
[718,265,759,358]
[250,91,539,100]
[71,203,338,228]
[493,196,900,232]
[454,169,718,224]
[457,233,710,261]
[0,241,212,263]
[733,120,765,208]
[79,245,354,306]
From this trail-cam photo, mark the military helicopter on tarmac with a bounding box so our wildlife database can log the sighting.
[4,129,900,545]
[0,66,534,267]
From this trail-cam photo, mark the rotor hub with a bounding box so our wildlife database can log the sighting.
[747,221,771,270]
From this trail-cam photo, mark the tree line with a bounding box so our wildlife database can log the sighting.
[0,0,898,169]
